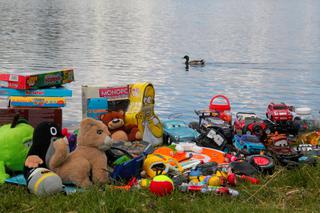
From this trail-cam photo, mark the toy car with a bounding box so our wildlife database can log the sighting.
[234,112,271,137]
[233,134,266,154]
[266,102,293,122]
[192,109,233,141]
[162,120,200,144]
[265,132,290,147]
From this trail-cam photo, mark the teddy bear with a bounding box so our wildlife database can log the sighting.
[48,118,113,188]
[100,110,142,142]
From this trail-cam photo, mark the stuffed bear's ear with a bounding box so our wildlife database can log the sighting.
[80,118,97,133]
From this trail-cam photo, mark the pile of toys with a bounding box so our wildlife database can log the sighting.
[0,69,74,128]
[1,80,319,197]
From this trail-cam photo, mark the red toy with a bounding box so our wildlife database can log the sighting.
[266,102,293,122]
[149,175,174,196]
[209,95,232,124]
[234,112,270,136]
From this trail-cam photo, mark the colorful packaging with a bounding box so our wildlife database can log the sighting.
[0,69,74,90]
[0,87,72,97]
[86,98,108,120]
[9,97,66,108]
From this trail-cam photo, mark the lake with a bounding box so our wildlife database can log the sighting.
[1,0,320,125]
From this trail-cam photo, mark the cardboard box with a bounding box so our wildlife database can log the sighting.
[0,69,74,90]
[0,108,62,128]
[0,87,72,97]
[81,85,129,118]
[9,97,66,108]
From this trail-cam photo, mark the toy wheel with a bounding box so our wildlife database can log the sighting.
[242,146,248,154]
[163,134,169,145]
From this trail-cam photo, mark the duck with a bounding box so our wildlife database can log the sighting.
[183,55,205,66]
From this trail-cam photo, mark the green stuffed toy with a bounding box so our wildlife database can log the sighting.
[0,117,34,183]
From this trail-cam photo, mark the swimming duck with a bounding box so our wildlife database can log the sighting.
[183,55,205,66]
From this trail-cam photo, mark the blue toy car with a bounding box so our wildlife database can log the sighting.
[162,120,200,144]
[233,134,266,154]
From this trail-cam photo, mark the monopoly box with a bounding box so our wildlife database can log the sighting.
[0,107,62,128]
[9,97,66,108]
[0,69,74,90]
[0,87,72,97]
[81,85,130,118]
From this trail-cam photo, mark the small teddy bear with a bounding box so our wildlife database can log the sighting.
[100,110,142,142]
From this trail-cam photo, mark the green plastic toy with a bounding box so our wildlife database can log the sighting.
[0,117,34,183]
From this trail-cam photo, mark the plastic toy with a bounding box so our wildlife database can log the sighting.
[0,116,34,183]
[174,143,227,164]
[149,175,174,196]
[227,173,260,185]
[233,135,266,154]
[208,95,232,124]
[296,130,320,146]
[162,119,200,144]
[234,112,271,137]
[246,155,274,174]
[265,132,289,147]
[179,183,239,196]
[125,83,163,146]
[266,102,293,122]
[143,153,184,178]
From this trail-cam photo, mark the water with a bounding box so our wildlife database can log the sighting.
[1,0,320,125]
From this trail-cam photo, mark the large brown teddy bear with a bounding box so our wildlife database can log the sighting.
[49,118,113,188]
[100,110,142,142]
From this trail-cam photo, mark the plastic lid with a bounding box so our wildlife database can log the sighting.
[295,107,311,115]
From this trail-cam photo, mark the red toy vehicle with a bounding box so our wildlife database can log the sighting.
[266,102,293,122]
[209,95,232,124]
[234,112,271,137]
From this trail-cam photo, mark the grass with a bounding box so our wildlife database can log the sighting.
[1,165,319,213]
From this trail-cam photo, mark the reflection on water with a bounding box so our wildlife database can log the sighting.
[1,0,320,124]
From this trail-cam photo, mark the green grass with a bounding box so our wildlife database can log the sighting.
[1,165,320,213]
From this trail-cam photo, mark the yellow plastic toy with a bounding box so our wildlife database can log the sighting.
[143,153,183,178]
[125,82,163,146]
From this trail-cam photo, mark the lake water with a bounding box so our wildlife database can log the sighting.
[1,0,320,125]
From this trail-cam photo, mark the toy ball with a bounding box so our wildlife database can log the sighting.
[208,176,223,186]
[27,168,63,196]
[149,175,174,196]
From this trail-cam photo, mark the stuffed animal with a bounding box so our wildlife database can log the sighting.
[49,118,113,188]
[0,117,34,183]
[100,110,142,142]
[23,121,64,195]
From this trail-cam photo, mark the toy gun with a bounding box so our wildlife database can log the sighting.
[179,183,239,196]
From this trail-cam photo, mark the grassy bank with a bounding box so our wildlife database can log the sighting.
[1,165,319,213]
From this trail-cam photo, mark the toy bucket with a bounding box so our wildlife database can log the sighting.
[209,95,232,124]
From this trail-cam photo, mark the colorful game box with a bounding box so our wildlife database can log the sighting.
[9,97,66,108]
[87,98,108,120]
[0,87,72,97]
[0,107,62,128]
[0,69,74,90]
[81,85,130,118]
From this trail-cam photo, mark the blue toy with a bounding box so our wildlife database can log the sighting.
[233,134,265,154]
[162,120,200,144]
